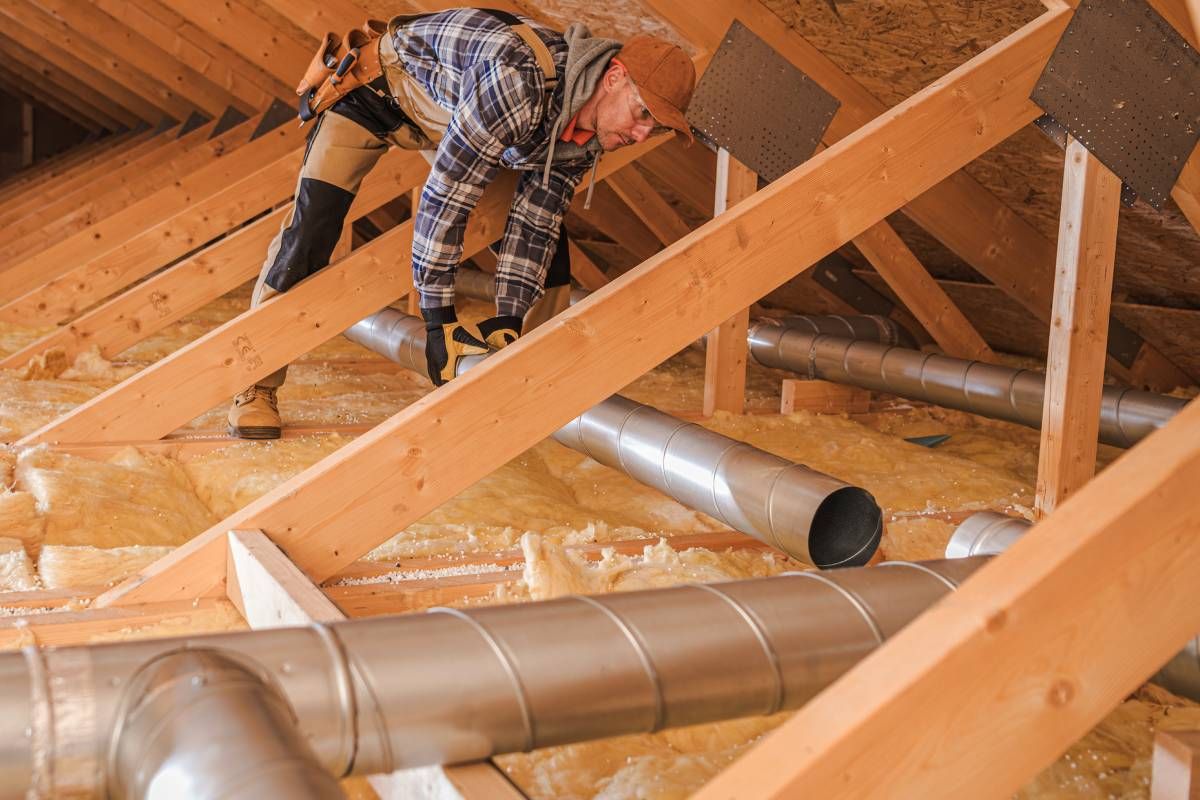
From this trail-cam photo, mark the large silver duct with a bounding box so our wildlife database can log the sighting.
[0,557,987,799]
[108,650,343,800]
[747,323,1186,448]
[946,512,1200,702]
[344,308,883,569]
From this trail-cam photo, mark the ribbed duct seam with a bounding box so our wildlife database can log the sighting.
[343,309,883,569]
[0,558,993,798]
[746,325,1185,448]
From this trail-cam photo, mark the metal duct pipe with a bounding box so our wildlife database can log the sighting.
[946,512,1200,702]
[108,650,343,800]
[746,324,1187,448]
[0,557,987,798]
[453,269,914,347]
[344,309,882,568]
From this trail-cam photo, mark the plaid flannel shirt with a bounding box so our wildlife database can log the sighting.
[395,9,596,317]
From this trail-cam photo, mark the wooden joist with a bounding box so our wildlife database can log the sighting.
[0,148,428,369]
[0,598,234,649]
[31,0,245,118]
[0,36,136,131]
[95,0,293,107]
[692,393,1200,799]
[853,220,996,361]
[18,136,666,450]
[0,116,298,318]
[0,1,182,123]
[87,7,1072,606]
[567,240,610,290]
[0,124,166,226]
[641,0,1194,389]
[573,182,663,262]
[1034,139,1121,517]
[0,118,228,260]
[607,164,693,245]
[160,0,312,87]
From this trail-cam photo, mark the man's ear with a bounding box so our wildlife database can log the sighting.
[603,61,627,92]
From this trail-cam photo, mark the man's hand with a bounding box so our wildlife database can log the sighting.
[477,315,522,349]
[422,307,487,385]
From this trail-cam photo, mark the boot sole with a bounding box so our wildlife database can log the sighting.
[228,424,282,440]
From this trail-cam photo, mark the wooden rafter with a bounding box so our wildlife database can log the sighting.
[0,118,223,260]
[0,1,188,122]
[0,62,105,133]
[607,164,692,245]
[0,148,429,369]
[640,0,1194,389]
[82,7,1073,606]
[99,0,293,107]
[572,182,662,262]
[0,35,136,130]
[1035,139,1121,516]
[28,0,245,118]
[158,0,312,86]
[0,114,280,312]
[693,392,1200,798]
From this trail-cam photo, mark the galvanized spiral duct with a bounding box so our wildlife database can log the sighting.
[746,323,1185,448]
[0,557,986,799]
[344,308,882,568]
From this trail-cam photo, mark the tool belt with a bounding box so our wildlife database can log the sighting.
[296,9,558,126]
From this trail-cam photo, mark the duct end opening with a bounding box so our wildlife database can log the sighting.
[808,488,882,569]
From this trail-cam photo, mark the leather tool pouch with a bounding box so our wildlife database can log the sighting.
[296,20,387,124]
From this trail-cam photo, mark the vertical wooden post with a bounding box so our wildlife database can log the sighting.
[20,102,34,168]
[703,148,756,416]
[1034,138,1121,518]
[1151,730,1200,800]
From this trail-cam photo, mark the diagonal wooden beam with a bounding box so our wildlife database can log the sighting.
[101,0,293,107]
[0,126,302,326]
[0,115,293,312]
[0,117,227,259]
[159,0,312,86]
[0,128,130,199]
[20,137,666,449]
[607,164,693,245]
[1035,138,1121,517]
[0,0,191,121]
[30,0,245,118]
[853,221,996,361]
[86,7,1073,606]
[641,0,1195,388]
[693,393,1200,799]
[0,35,136,130]
[0,148,430,369]
[0,62,106,132]
[572,182,662,262]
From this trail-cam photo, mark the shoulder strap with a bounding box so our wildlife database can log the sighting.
[477,9,558,92]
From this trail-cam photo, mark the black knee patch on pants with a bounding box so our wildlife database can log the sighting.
[264,177,355,292]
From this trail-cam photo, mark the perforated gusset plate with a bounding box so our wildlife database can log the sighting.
[685,20,840,183]
[1030,0,1200,209]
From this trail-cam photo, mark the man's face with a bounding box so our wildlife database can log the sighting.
[592,67,669,152]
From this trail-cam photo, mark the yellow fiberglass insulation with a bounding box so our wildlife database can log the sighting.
[0,537,38,591]
[15,446,216,548]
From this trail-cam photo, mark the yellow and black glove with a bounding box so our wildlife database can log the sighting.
[476,315,522,350]
[422,307,487,386]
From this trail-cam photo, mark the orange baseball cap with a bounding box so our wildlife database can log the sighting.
[614,35,696,142]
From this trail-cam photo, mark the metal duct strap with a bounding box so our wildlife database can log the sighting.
[344,308,883,569]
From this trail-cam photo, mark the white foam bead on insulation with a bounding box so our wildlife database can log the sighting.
[0,537,38,591]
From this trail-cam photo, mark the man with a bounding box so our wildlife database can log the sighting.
[228,7,696,439]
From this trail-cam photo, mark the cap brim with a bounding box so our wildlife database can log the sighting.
[641,88,694,143]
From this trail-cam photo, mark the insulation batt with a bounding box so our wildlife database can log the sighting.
[0,285,1197,798]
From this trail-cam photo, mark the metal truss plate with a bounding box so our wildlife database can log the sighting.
[1030,0,1200,209]
[685,19,840,183]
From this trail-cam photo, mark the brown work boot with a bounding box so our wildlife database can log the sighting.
[227,384,281,439]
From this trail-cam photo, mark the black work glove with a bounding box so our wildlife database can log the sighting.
[421,306,487,386]
[476,315,522,350]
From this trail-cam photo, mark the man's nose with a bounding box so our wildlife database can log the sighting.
[629,125,651,143]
